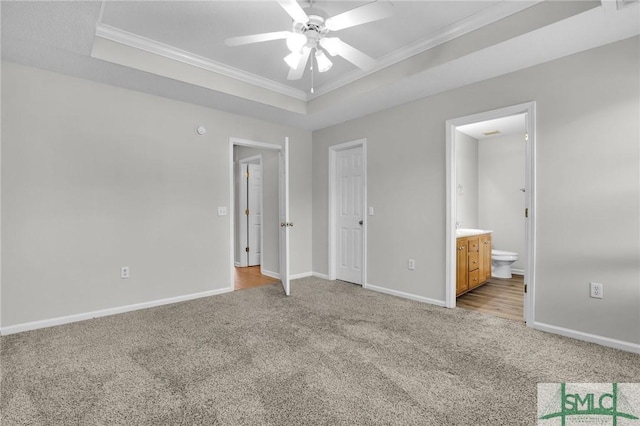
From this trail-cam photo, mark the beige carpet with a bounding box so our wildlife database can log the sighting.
[1,277,638,425]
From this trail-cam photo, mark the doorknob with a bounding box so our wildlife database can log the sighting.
[359,220,363,225]
[280,222,294,227]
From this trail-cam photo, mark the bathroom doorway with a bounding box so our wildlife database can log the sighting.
[445,102,536,326]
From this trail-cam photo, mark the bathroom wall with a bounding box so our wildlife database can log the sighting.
[478,133,526,272]
[455,130,479,229]
[233,146,280,275]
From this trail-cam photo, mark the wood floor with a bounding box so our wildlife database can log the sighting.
[457,274,524,321]
[234,266,279,291]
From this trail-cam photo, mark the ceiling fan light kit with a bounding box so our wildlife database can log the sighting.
[284,50,301,69]
[315,49,333,73]
[224,0,394,87]
[286,32,308,52]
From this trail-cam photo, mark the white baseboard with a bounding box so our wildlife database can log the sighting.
[290,271,313,280]
[534,322,640,354]
[312,272,331,280]
[511,269,525,275]
[261,269,280,280]
[0,287,233,336]
[363,284,447,307]
[234,261,241,267]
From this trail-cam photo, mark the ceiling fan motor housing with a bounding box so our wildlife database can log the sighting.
[292,8,330,50]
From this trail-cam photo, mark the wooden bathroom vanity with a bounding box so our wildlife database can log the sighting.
[456,232,492,297]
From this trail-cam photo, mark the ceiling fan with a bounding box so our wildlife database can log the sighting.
[224,0,394,81]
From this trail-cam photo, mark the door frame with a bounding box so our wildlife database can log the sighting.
[445,102,536,326]
[328,139,367,285]
[236,155,263,268]
[229,138,284,291]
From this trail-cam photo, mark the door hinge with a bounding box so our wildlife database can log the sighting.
[524,284,527,293]
[245,171,249,178]
[245,247,250,252]
[245,209,249,216]
[525,208,528,218]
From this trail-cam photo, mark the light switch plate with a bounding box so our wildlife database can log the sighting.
[368,207,374,216]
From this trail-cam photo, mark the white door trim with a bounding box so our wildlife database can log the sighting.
[328,139,367,285]
[237,155,263,268]
[445,102,536,326]
[229,138,283,291]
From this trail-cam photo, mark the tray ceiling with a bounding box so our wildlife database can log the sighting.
[98,1,508,93]
[2,1,639,130]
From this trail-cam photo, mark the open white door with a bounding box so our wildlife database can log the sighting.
[278,137,291,296]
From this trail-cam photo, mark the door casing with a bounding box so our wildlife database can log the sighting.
[328,139,367,286]
[445,102,536,326]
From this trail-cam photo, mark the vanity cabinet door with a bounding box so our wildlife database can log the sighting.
[479,234,492,283]
[456,238,468,296]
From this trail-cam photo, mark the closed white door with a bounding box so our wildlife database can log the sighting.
[247,163,262,266]
[335,146,363,284]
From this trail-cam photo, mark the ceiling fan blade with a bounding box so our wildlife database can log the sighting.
[320,38,376,70]
[287,47,312,80]
[325,1,394,31]
[224,31,290,47]
[277,0,309,24]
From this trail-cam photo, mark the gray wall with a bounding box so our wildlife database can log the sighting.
[478,133,526,272]
[313,37,640,344]
[1,61,312,327]
[233,146,279,275]
[455,130,479,230]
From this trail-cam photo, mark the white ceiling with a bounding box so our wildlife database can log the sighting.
[99,0,508,92]
[458,113,526,140]
[2,1,639,130]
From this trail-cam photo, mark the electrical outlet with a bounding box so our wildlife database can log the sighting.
[121,266,130,279]
[408,259,415,270]
[590,282,603,299]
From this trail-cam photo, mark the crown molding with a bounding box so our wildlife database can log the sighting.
[95,23,308,102]
[309,0,544,99]
[94,1,541,103]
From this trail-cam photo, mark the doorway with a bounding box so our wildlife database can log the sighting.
[445,102,536,325]
[229,138,291,295]
[328,139,367,285]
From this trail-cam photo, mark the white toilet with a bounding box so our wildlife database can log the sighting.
[491,249,519,278]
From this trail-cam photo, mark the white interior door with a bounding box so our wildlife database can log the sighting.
[247,163,262,266]
[335,146,364,284]
[278,138,291,296]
